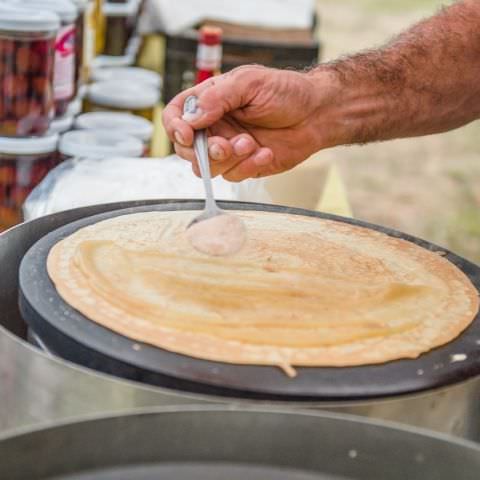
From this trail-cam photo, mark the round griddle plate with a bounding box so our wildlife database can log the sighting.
[19,201,480,401]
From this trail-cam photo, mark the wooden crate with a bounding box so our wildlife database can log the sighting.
[163,17,321,103]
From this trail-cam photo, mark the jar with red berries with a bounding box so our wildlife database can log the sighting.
[19,0,79,118]
[0,134,60,231]
[0,8,59,137]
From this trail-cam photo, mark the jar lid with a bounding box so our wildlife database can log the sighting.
[103,0,140,16]
[48,115,74,134]
[91,67,162,89]
[16,0,78,23]
[67,97,83,116]
[75,112,153,142]
[59,130,144,158]
[87,81,160,110]
[0,6,60,32]
[92,54,135,69]
[0,134,59,155]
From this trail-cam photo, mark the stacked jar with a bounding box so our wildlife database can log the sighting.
[16,0,79,117]
[74,112,153,155]
[59,129,143,160]
[84,80,159,120]
[0,8,60,136]
[0,7,62,232]
[0,135,60,231]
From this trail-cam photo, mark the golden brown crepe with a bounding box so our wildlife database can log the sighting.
[47,211,479,376]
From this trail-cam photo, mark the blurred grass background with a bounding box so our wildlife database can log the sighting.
[315,0,480,262]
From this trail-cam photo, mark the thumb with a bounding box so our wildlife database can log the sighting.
[181,70,252,129]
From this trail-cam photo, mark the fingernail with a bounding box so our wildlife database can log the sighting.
[209,144,224,161]
[233,137,253,156]
[253,150,272,167]
[174,131,185,145]
[182,107,204,123]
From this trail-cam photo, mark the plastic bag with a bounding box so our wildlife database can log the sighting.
[23,155,272,221]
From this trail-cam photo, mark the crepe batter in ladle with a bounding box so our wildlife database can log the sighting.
[183,96,247,256]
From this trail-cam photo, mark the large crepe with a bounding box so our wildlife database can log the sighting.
[47,211,479,375]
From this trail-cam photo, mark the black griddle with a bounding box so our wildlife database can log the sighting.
[18,201,480,402]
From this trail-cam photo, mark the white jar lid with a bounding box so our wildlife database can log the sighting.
[0,134,59,155]
[59,130,144,158]
[92,54,135,69]
[0,6,60,32]
[67,97,83,116]
[48,115,74,134]
[16,0,78,23]
[91,67,162,89]
[103,0,140,17]
[87,81,160,110]
[75,112,153,141]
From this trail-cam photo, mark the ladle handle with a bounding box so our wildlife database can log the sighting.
[195,130,217,211]
[185,96,218,213]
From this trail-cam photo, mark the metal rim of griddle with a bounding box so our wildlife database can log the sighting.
[2,407,480,480]
[18,201,480,402]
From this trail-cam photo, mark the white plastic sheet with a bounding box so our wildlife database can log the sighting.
[140,0,315,34]
[23,156,272,220]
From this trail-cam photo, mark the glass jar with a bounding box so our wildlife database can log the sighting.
[0,8,59,137]
[103,0,140,56]
[59,129,143,159]
[19,0,79,118]
[85,80,159,120]
[0,134,59,231]
[74,112,153,155]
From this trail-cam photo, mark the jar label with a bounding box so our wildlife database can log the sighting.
[54,25,76,100]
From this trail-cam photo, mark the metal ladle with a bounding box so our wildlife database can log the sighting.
[184,96,246,256]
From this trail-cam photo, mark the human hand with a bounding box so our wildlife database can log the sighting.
[162,65,338,181]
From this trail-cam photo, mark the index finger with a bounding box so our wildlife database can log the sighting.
[162,78,221,145]
[162,89,195,145]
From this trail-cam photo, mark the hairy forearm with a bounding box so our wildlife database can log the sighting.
[308,0,480,148]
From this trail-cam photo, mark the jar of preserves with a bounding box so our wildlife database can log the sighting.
[0,134,59,231]
[85,80,159,120]
[0,8,59,136]
[19,0,79,118]
[59,129,143,160]
[74,112,153,155]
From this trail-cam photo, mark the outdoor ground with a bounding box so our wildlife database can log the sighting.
[315,0,480,262]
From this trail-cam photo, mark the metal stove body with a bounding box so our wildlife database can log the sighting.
[1,201,480,440]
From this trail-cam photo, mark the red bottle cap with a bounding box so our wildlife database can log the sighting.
[199,26,222,46]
